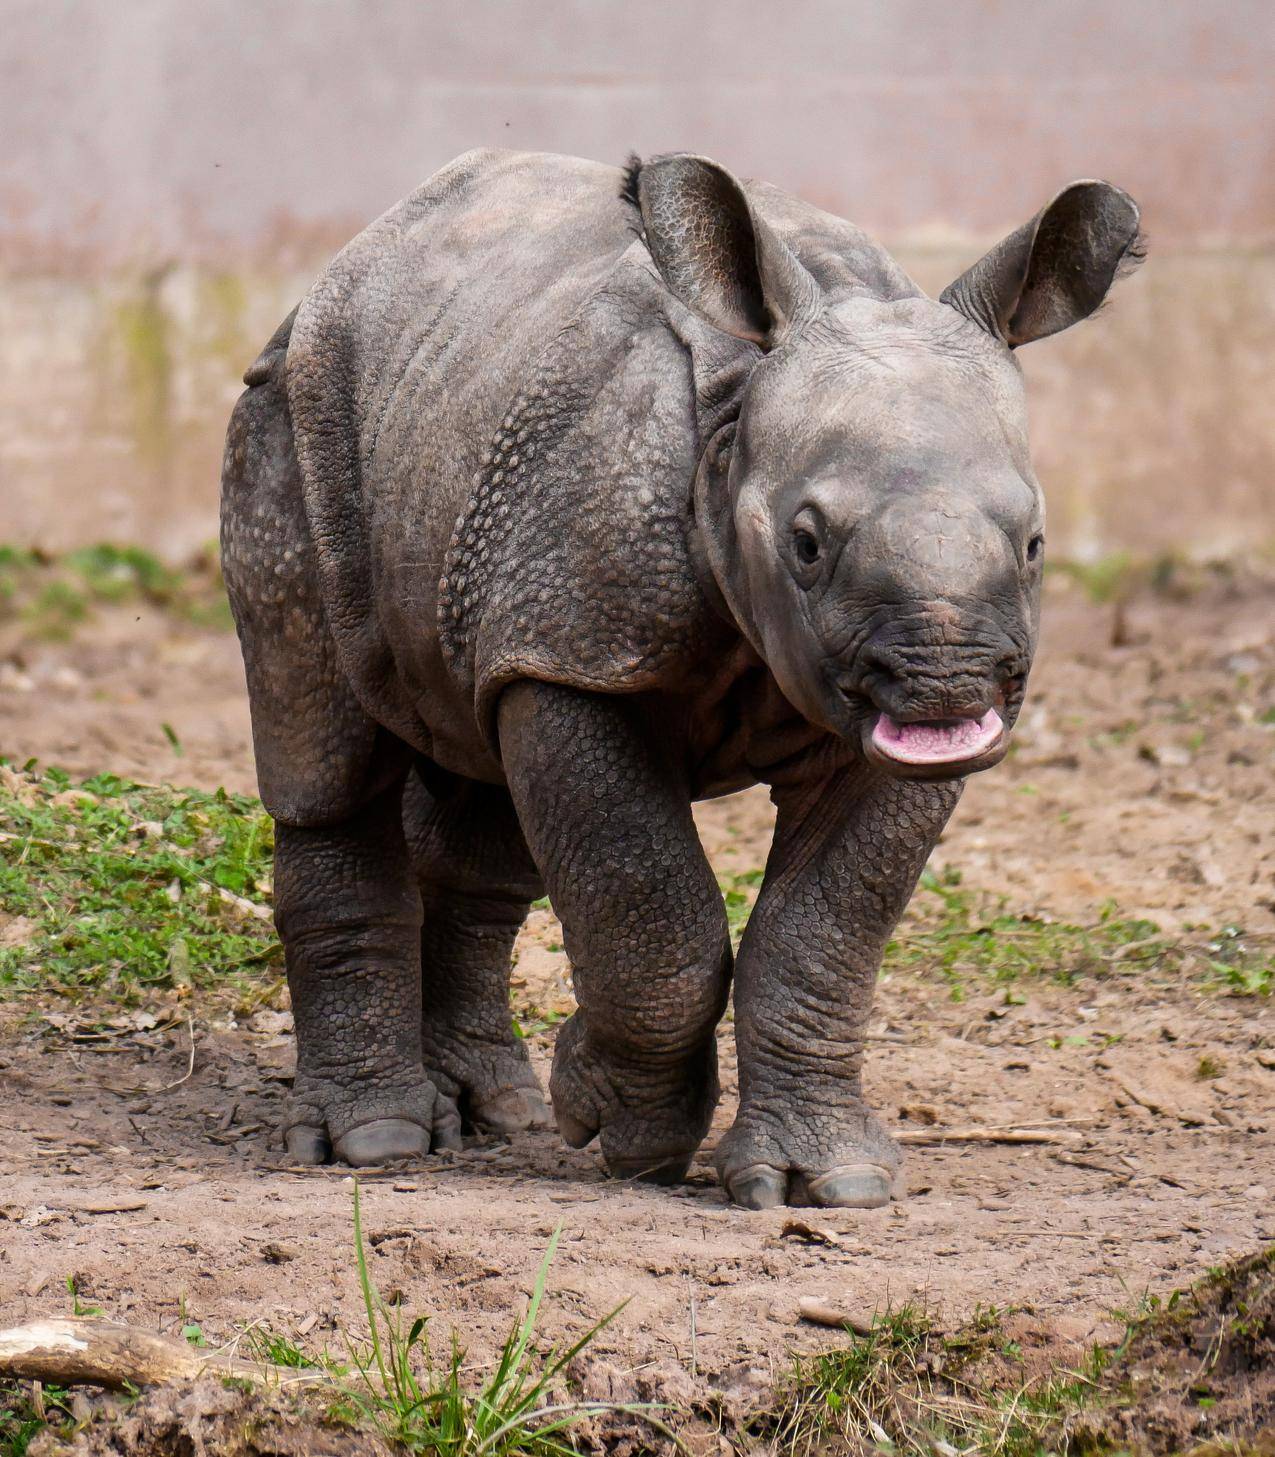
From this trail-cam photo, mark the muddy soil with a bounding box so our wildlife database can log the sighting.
[2,574,1273,1394]
[1078,1245,1275,1453]
[24,1379,394,1457]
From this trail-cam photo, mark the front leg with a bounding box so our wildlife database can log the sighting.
[499,681,731,1183]
[717,760,962,1209]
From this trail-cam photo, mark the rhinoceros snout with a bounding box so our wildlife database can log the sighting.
[837,625,1027,778]
[852,637,1019,720]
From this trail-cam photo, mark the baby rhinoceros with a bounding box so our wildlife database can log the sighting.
[221,148,1142,1209]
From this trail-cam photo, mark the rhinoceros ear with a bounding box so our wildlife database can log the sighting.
[624,153,819,348]
[940,181,1144,347]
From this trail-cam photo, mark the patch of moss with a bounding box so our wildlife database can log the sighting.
[0,541,232,638]
[114,273,173,464]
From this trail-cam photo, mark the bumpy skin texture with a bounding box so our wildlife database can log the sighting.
[274,783,442,1166]
[221,148,1139,1204]
[719,754,963,1208]
[499,682,730,1182]
[402,766,552,1135]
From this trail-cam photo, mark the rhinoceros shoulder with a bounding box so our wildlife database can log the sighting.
[438,246,738,749]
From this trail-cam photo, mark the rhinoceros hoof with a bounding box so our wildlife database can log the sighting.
[468,1083,554,1134]
[715,1104,900,1209]
[333,1118,432,1166]
[282,1071,447,1165]
[725,1161,893,1210]
[555,1103,697,1184]
[419,1029,553,1137]
[419,1042,554,1137]
[283,1124,332,1164]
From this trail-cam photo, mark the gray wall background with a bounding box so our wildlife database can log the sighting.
[2,0,1272,559]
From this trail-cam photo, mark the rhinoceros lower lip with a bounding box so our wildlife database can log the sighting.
[870,708,1004,765]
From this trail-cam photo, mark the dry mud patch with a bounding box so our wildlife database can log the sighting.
[2,976,1272,1373]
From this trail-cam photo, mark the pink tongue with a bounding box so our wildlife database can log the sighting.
[872,708,1004,765]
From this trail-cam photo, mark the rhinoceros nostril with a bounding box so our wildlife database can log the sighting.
[997,668,1027,702]
[854,643,905,691]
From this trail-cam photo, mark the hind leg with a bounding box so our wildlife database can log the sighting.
[222,355,445,1164]
[274,780,452,1165]
[403,765,553,1135]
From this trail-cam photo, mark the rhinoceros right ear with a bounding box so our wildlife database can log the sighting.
[624,153,819,348]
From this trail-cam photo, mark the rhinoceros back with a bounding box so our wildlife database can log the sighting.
[285,149,668,771]
[281,149,910,776]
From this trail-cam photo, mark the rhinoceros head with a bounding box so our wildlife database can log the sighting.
[628,153,1142,779]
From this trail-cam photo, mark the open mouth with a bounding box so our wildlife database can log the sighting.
[870,707,1005,766]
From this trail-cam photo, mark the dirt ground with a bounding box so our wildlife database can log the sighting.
[2,571,1273,1398]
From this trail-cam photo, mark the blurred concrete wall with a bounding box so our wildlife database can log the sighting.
[1,0,1272,559]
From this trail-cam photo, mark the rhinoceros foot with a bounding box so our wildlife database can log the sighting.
[282,1070,446,1167]
[418,1024,554,1137]
[549,1011,718,1186]
[715,1100,900,1210]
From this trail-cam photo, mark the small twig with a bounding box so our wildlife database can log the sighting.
[896,1124,1080,1146]
[152,1015,196,1092]
[687,1276,697,1378]
[1053,1151,1133,1181]
[195,878,273,922]
[1029,1117,1098,1126]
[999,1228,1096,1239]
[43,1017,183,1043]
[1101,934,1170,963]
[797,1298,875,1335]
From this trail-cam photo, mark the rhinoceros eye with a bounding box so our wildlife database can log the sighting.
[1026,534,1044,563]
[794,529,821,567]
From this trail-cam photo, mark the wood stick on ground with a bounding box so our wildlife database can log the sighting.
[197,878,273,922]
[895,1125,1080,1146]
[152,1013,196,1092]
[797,1299,875,1335]
[0,1318,322,1391]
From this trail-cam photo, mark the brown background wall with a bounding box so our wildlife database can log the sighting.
[2,0,1272,558]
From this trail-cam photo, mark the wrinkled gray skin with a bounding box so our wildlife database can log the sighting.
[221,149,1141,1208]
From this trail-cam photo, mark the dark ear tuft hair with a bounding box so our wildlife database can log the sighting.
[1115,229,1148,280]
[619,153,643,213]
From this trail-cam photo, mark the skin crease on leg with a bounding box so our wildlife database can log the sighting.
[221,147,1142,1206]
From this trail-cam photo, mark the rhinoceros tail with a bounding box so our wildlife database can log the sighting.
[242,304,298,387]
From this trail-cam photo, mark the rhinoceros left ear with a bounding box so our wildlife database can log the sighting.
[623,152,820,348]
[940,181,1144,347]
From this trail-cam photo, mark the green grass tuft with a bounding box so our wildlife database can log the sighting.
[720,864,1271,1002]
[886,869,1167,999]
[247,1182,650,1456]
[0,1382,74,1457]
[718,868,764,946]
[0,541,232,637]
[752,1301,1117,1457]
[0,762,278,1003]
